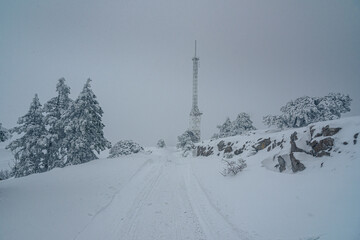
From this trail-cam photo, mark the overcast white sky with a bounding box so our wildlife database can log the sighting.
[0,0,359,146]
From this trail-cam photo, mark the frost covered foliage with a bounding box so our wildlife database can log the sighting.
[108,140,143,158]
[6,94,50,177]
[157,139,166,148]
[214,113,256,138]
[43,78,73,169]
[221,159,247,176]
[62,79,111,165]
[177,130,199,153]
[0,123,11,142]
[0,169,12,180]
[263,93,352,129]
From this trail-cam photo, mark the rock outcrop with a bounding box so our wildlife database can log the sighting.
[290,132,307,153]
[277,156,286,172]
[253,138,271,152]
[290,153,306,173]
[309,137,334,157]
[197,146,214,157]
[314,125,341,137]
[217,140,226,151]
[193,119,353,174]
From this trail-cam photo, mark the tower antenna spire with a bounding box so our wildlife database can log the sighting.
[195,40,197,57]
[189,40,202,142]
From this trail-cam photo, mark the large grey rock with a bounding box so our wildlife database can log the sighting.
[290,153,306,173]
[253,138,271,152]
[277,156,286,172]
[217,140,226,151]
[197,146,214,157]
[290,131,307,153]
[314,125,341,137]
[224,145,233,153]
[309,137,334,157]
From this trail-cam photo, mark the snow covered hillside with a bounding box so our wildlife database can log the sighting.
[1,117,359,240]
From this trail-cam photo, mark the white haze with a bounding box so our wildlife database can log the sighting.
[0,0,359,146]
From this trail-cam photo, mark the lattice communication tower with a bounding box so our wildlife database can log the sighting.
[189,40,202,141]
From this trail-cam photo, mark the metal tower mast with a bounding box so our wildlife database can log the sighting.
[189,40,202,141]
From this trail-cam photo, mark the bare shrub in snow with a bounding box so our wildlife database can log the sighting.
[221,158,247,176]
[263,93,352,129]
[157,139,166,148]
[108,140,143,158]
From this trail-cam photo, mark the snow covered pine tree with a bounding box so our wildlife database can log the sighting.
[43,78,73,169]
[231,113,256,136]
[6,94,50,177]
[215,113,256,138]
[217,117,232,138]
[263,93,352,129]
[62,79,111,165]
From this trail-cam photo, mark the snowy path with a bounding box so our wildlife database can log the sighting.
[73,150,247,240]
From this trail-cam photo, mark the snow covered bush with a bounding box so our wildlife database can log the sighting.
[0,169,12,180]
[157,139,166,148]
[62,79,111,165]
[263,93,352,129]
[177,130,199,156]
[177,130,198,150]
[108,140,144,158]
[215,113,256,138]
[6,94,50,177]
[0,123,11,142]
[221,158,247,176]
[231,113,257,135]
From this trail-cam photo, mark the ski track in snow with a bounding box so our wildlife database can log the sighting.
[74,150,248,240]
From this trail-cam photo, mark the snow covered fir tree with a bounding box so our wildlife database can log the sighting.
[6,94,50,177]
[5,78,111,178]
[43,78,73,169]
[62,79,111,165]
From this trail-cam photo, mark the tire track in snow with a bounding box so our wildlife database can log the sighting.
[73,158,159,240]
[119,162,164,240]
[183,164,253,240]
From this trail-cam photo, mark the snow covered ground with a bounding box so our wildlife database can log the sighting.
[1,117,359,240]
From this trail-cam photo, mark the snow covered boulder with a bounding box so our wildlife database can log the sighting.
[108,140,144,158]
